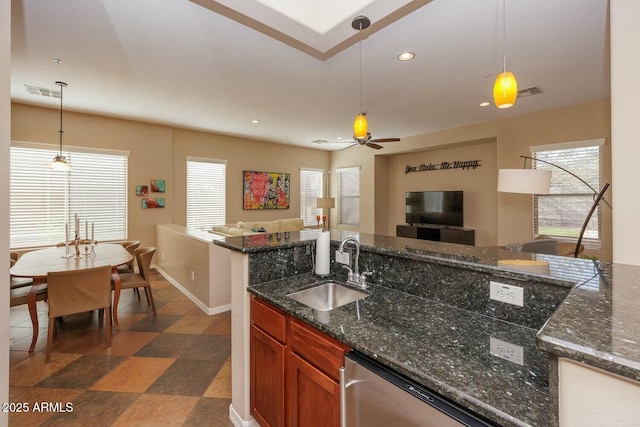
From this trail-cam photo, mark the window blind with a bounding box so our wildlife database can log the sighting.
[300,168,323,226]
[10,145,128,249]
[532,144,603,249]
[337,166,360,227]
[186,157,226,230]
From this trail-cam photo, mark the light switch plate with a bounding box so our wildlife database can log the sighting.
[335,250,350,265]
[489,281,524,307]
[490,337,524,365]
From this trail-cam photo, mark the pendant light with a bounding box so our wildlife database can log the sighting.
[353,15,370,141]
[493,0,517,109]
[49,81,72,171]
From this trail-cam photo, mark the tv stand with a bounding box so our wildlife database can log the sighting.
[396,224,475,246]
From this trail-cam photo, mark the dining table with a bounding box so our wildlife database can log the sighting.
[9,243,133,352]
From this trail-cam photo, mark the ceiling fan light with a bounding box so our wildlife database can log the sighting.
[493,71,517,109]
[353,113,368,140]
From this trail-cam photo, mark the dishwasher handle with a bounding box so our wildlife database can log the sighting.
[339,366,346,427]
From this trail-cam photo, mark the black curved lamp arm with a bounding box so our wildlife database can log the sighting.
[520,155,612,209]
[574,183,610,258]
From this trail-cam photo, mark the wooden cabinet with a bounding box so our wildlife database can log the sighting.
[250,296,349,427]
[287,352,340,427]
[396,224,475,246]
[250,297,286,427]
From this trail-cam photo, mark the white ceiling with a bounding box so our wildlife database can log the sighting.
[10,0,610,151]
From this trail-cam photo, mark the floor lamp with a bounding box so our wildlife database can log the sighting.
[498,155,611,258]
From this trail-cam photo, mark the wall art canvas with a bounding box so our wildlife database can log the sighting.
[136,185,148,196]
[243,170,290,210]
[142,198,165,209]
[151,179,166,193]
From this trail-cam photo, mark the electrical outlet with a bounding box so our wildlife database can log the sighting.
[490,337,524,365]
[489,281,524,307]
[335,250,350,265]
[191,270,195,281]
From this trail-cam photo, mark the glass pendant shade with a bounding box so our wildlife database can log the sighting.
[353,113,368,140]
[49,154,71,171]
[493,72,517,109]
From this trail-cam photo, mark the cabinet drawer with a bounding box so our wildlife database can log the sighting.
[289,318,349,382]
[251,296,287,343]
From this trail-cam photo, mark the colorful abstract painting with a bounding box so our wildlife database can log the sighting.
[142,198,165,209]
[243,171,290,210]
[151,179,166,193]
[136,185,148,196]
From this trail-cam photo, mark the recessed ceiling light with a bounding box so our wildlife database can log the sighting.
[479,101,491,107]
[251,119,260,124]
[336,137,343,140]
[53,58,63,64]
[397,52,415,61]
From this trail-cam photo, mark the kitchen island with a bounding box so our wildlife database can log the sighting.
[214,229,640,427]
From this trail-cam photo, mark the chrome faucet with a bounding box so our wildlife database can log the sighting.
[338,237,371,289]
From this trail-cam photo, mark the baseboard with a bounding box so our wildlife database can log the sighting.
[153,265,230,315]
[229,404,258,427]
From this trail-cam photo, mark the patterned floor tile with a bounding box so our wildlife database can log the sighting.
[8,387,83,427]
[134,333,230,361]
[204,360,232,398]
[37,354,127,390]
[10,353,83,387]
[145,359,226,397]
[89,356,175,393]
[111,393,200,427]
[9,273,234,426]
[125,314,182,333]
[87,331,160,356]
[41,390,140,426]
[183,397,233,426]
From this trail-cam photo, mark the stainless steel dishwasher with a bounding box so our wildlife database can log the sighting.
[341,351,495,427]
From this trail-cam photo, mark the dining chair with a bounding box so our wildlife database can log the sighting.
[118,240,141,274]
[45,265,113,363]
[114,246,157,318]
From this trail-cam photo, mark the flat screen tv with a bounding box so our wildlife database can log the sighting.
[405,191,463,227]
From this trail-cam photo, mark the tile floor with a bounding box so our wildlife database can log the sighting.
[8,270,233,426]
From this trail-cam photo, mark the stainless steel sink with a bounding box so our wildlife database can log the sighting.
[287,282,368,311]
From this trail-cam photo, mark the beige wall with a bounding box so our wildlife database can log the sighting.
[11,99,612,260]
[171,127,329,225]
[11,103,330,248]
[331,99,612,261]
[386,138,497,247]
[611,0,640,266]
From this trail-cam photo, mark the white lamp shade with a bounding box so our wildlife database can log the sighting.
[316,198,335,209]
[497,169,551,195]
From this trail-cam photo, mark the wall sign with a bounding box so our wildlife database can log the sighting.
[405,160,481,174]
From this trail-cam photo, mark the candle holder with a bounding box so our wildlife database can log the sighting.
[89,240,97,257]
[61,240,74,258]
[73,236,83,259]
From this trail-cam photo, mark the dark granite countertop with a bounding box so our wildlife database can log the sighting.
[215,229,640,420]
[249,274,549,427]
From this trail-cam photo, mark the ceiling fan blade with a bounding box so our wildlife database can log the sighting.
[366,142,384,150]
[369,137,401,143]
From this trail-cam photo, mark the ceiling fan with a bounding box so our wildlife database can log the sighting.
[351,16,401,150]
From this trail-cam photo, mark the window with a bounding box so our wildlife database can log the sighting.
[532,139,604,249]
[300,168,323,226]
[10,142,128,249]
[337,166,360,227]
[186,157,226,230]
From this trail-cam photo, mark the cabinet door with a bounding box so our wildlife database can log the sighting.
[287,352,340,427]
[251,325,286,427]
